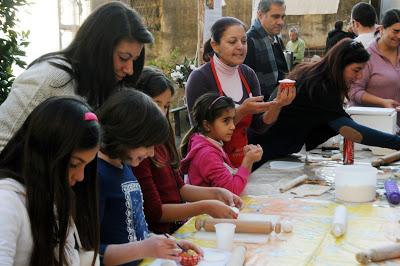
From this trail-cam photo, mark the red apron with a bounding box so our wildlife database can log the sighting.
[210,57,253,167]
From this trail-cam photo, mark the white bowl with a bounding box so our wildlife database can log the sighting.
[335,165,377,202]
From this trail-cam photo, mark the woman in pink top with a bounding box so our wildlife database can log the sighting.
[181,93,263,195]
[350,9,400,126]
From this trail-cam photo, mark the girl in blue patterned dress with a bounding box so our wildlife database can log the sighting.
[97,89,202,266]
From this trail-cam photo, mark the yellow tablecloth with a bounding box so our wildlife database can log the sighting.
[141,196,400,265]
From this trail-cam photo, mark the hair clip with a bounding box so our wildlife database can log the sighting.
[84,112,98,121]
[208,96,225,110]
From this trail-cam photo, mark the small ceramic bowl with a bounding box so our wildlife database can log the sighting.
[179,250,201,266]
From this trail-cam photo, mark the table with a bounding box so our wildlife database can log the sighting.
[141,149,400,265]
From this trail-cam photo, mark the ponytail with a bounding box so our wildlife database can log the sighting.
[203,39,214,62]
[180,127,197,158]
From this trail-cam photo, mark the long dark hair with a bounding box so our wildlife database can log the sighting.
[203,17,246,62]
[288,38,370,102]
[382,9,400,28]
[0,96,101,266]
[180,93,235,157]
[136,67,180,169]
[97,88,170,160]
[30,1,154,108]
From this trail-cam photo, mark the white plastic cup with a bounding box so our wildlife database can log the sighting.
[214,223,236,251]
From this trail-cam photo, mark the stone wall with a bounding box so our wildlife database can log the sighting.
[92,0,368,59]
[130,0,252,60]
[282,0,368,48]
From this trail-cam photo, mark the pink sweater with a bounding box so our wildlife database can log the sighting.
[180,133,250,195]
[349,40,400,113]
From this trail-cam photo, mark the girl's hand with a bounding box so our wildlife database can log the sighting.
[243,144,263,163]
[274,86,296,108]
[142,235,181,260]
[176,240,204,257]
[237,96,273,115]
[215,187,243,209]
[203,200,238,219]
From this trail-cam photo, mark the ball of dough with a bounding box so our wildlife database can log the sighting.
[282,220,293,233]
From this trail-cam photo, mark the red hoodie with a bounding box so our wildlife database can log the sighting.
[180,133,250,195]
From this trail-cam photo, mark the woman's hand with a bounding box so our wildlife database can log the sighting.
[381,98,400,108]
[261,86,296,125]
[274,86,296,108]
[237,96,273,116]
[214,187,243,209]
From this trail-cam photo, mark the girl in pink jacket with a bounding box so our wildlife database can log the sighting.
[180,93,263,195]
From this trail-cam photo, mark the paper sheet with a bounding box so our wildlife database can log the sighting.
[148,248,231,266]
[289,184,331,197]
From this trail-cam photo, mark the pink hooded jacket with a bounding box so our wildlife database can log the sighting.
[180,133,250,195]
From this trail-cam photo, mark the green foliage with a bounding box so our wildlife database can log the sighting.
[0,0,30,104]
[147,48,181,77]
[147,48,196,89]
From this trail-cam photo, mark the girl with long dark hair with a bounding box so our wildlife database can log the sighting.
[0,96,101,265]
[97,89,202,266]
[133,67,242,234]
[180,93,263,195]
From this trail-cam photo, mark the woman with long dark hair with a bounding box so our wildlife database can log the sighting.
[249,38,400,169]
[0,1,153,151]
[0,96,101,265]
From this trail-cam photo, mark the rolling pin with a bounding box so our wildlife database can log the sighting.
[195,218,273,234]
[279,174,308,193]
[355,244,400,263]
[371,151,400,167]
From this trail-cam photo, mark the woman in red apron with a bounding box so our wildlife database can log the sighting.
[186,17,295,168]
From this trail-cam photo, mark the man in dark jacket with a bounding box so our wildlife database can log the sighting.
[244,0,288,100]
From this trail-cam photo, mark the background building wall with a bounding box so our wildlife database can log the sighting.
[128,0,367,61]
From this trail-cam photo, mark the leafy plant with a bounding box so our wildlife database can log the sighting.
[0,0,30,104]
[147,48,181,77]
[147,48,196,88]
[170,56,196,89]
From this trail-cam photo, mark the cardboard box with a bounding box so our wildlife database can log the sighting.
[346,107,397,153]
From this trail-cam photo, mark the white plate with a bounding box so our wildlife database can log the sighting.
[269,161,304,170]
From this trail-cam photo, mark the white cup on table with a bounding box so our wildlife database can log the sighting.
[214,223,236,251]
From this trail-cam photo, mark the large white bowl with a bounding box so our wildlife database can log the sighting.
[335,165,378,202]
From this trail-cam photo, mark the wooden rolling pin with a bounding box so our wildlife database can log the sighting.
[356,244,400,263]
[279,174,308,193]
[371,151,400,167]
[195,218,273,234]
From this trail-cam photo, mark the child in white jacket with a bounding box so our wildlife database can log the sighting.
[0,96,101,265]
